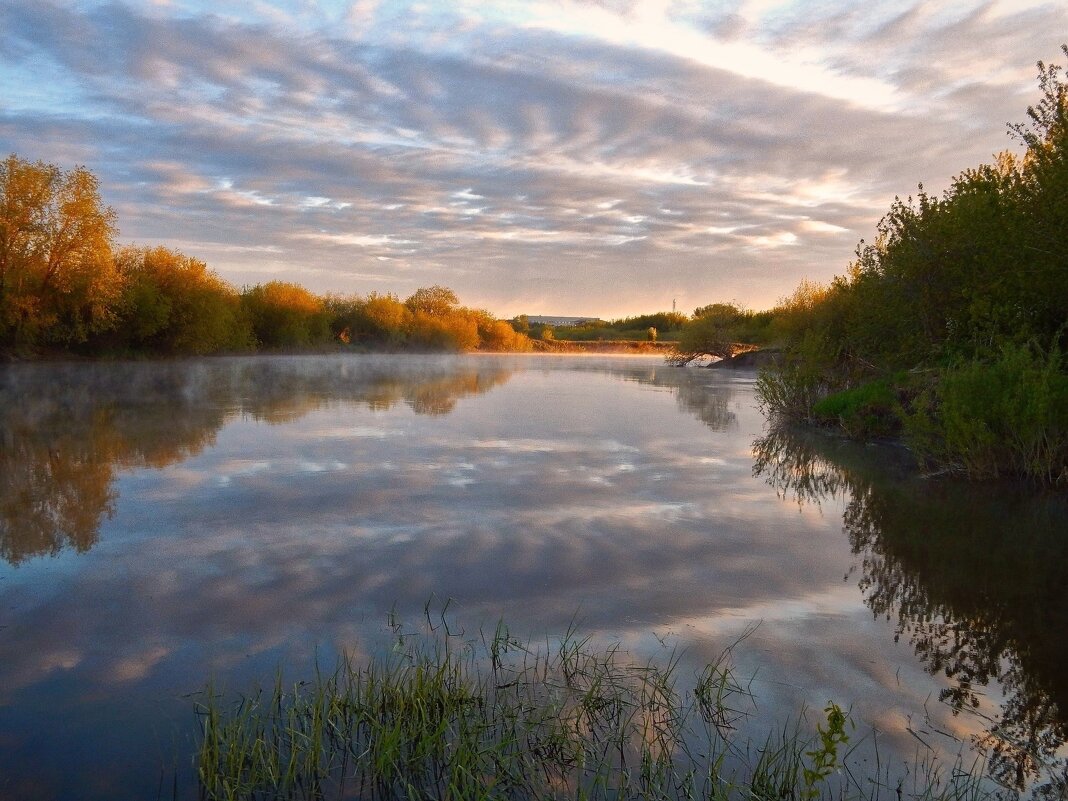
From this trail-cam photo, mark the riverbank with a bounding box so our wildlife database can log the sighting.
[709,347,783,369]
[531,339,676,354]
[0,342,678,364]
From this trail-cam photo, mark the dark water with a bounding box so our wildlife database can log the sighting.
[0,354,1064,799]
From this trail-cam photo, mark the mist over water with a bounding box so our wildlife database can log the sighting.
[0,355,1064,799]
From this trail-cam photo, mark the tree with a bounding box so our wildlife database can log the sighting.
[407,309,479,351]
[114,246,251,354]
[344,292,411,346]
[1012,44,1068,349]
[607,312,688,333]
[670,302,753,365]
[0,155,118,348]
[470,309,532,351]
[405,285,459,316]
[242,281,331,348]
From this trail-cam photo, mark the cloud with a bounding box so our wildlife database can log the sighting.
[1,0,1065,314]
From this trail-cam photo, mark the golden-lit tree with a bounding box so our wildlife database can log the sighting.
[404,285,459,316]
[0,155,119,347]
[115,246,251,354]
[242,281,331,348]
[346,292,412,346]
[670,302,756,365]
[407,309,480,351]
[470,309,532,352]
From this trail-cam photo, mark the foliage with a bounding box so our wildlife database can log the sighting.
[546,312,686,342]
[337,292,412,347]
[407,309,480,351]
[112,246,251,354]
[755,352,833,423]
[0,154,531,357]
[670,303,757,365]
[0,154,119,348]
[405,285,459,316]
[328,291,530,353]
[473,311,533,352]
[753,45,1068,483]
[801,703,851,800]
[811,378,901,439]
[613,311,688,332]
[241,281,332,349]
[903,344,1068,484]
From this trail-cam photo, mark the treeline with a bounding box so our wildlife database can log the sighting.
[686,47,1067,484]
[0,157,530,356]
[512,311,689,342]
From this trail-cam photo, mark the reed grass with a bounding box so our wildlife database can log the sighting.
[195,613,993,801]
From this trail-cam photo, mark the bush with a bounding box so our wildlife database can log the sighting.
[903,344,1068,484]
[474,315,532,352]
[756,361,832,423]
[242,282,331,349]
[755,329,842,422]
[343,293,412,347]
[812,378,901,439]
[407,310,479,351]
[114,246,252,355]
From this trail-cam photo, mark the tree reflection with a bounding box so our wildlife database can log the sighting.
[0,358,513,566]
[618,366,737,432]
[232,359,513,422]
[0,406,115,564]
[752,426,1068,793]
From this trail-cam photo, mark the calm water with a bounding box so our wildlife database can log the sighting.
[0,354,1064,799]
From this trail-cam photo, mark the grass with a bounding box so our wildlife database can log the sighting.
[903,343,1068,485]
[811,378,901,439]
[757,339,1068,485]
[195,612,994,801]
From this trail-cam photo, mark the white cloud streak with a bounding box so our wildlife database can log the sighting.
[0,0,1064,315]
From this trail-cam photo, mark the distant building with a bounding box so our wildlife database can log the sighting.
[524,315,601,327]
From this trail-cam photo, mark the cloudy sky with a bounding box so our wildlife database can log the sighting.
[1,1,1065,317]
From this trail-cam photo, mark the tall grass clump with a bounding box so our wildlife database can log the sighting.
[756,354,837,425]
[811,378,903,440]
[195,613,994,801]
[904,343,1068,484]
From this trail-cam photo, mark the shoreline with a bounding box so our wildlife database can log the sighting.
[1,340,681,363]
[531,339,676,354]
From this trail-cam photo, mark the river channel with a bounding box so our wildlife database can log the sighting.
[0,354,1064,799]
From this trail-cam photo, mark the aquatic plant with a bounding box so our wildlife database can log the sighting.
[195,612,993,801]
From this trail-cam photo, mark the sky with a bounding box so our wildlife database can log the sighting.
[1,1,1066,318]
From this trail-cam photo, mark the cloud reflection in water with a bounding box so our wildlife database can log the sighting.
[1,355,1050,797]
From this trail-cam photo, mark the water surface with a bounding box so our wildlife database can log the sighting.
[0,355,1064,798]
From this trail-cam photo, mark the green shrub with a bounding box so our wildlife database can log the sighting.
[242,282,331,349]
[756,362,831,423]
[756,330,843,423]
[903,344,1068,484]
[812,378,900,439]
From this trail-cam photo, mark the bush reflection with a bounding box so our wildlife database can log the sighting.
[752,426,1068,794]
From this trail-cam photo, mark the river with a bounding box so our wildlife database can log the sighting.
[0,354,1064,799]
